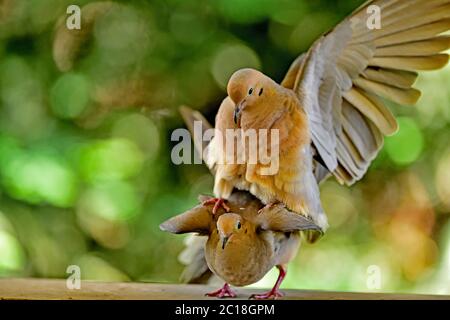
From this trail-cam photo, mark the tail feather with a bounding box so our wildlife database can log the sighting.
[178,235,212,284]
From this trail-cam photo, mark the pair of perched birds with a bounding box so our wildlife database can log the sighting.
[161,0,450,299]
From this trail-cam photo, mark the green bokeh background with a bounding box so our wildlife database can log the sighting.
[0,0,449,294]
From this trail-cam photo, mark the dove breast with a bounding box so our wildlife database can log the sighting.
[205,227,274,286]
[205,224,301,287]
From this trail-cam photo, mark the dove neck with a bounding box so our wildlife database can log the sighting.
[240,96,293,131]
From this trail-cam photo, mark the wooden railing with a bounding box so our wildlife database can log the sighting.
[0,278,448,300]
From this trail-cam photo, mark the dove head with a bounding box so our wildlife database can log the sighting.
[216,213,244,249]
[227,68,281,128]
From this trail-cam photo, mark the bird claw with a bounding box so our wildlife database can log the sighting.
[205,283,237,298]
[249,289,284,300]
[202,198,230,214]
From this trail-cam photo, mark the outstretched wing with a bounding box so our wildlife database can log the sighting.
[293,0,450,185]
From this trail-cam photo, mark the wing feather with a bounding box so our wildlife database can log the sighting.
[293,0,449,185]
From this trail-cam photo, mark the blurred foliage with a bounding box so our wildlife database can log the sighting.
[0,0,449,294]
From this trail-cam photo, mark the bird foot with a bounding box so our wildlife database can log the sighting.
[250,265,287,300]
[205,283,237,298]
[202,198,230,214]
[249,289,284,300]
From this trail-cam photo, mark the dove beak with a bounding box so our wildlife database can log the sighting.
[221,236,229,249]
[233,100,245,125]
[233,106,241,125]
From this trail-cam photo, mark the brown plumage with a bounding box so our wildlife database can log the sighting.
[207,69,327,229]
[205,0,450,231]
[160,191,322,298]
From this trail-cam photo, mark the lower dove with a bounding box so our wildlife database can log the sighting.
[160,191,322,299]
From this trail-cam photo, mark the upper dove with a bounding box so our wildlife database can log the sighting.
[204,0,450,231]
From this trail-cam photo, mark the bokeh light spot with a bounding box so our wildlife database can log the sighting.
[0,230,26,273]
[112,114,160,160]
[436,149,450,209]
[93,6,152,67]
[50,73,90,119]
[385,117,424,166]
[2,152,78,207]
[80,138,144,183]
[78,181,140,222]
[211,44,261,89]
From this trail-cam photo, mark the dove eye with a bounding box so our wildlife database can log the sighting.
[237,221,241,229]
[248,88,253,95]
[259,88,263,96]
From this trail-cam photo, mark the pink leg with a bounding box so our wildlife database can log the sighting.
[250,265,286,300]
[202,198,230,214]
[205,283,237,298]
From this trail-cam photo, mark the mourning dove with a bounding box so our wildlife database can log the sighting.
[204,0,450,231]
[160,191,322,299]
